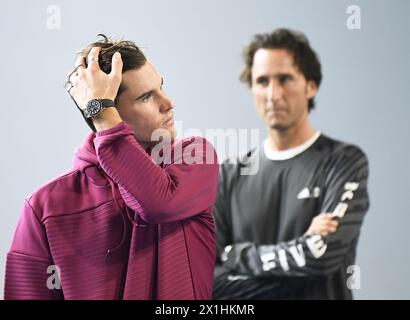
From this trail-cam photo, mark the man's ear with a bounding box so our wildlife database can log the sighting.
[306,80,318,100]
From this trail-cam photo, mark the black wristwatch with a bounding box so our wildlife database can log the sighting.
[83,99,115,119]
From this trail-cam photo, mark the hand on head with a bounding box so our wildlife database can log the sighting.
[67,47,123,110]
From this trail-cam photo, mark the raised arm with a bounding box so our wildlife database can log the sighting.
[94,123,219,223]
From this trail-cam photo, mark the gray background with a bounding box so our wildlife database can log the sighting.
[1,0,409,299]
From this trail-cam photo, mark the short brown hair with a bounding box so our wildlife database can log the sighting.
[240,28,322,111]
[66,34,147,131]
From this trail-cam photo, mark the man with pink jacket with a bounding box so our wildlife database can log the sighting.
[4,35,218,300]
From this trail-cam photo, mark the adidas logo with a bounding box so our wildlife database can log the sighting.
[297,187,321,199]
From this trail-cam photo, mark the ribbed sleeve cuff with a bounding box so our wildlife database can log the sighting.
[95,121,131,137]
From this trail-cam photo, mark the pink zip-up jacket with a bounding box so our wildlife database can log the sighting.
[4,122,218,300]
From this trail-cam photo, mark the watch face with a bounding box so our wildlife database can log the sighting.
[86,100,102,118]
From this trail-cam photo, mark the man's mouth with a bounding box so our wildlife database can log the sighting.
[266,108,287,114]
[162,116,174,126]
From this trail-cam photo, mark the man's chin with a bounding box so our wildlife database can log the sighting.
[155,128,176,144]
[168,127,177,141]
[268,120,290,132]
[164,128,176,142]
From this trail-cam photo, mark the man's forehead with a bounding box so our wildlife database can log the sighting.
[252,48,298,75]
[122,62,161,93]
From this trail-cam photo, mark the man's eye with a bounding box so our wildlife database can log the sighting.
[141,93,152,103]
[256,78,269,86]
[278,75,291,84]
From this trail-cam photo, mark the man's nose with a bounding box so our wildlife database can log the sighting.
[160,92,174,112]
[267,81,283,102]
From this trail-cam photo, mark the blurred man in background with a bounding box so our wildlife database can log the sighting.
[213,28,369,299]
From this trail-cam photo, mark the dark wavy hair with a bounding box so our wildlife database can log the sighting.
[240,28,322,111]
[66,34,147,132]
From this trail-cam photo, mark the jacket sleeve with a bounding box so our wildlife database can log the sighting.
[4,200,63,300]
[217,145,370,278]
[94,122,219,224]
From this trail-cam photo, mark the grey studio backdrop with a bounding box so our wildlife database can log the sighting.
[0,0,409,299]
